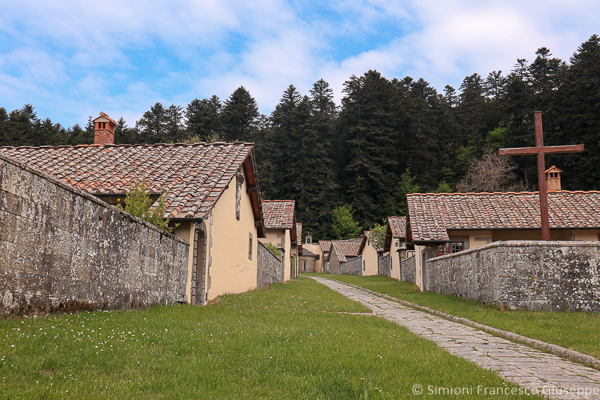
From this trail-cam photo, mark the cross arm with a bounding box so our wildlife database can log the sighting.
[499,144,584,156]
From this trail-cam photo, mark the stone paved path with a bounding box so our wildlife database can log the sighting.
[311,276,600,399]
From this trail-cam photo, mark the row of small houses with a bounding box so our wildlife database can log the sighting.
[298,216,411,282]
[304,166,600,311]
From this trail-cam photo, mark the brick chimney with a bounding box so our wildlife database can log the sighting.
[546,165,562,191]
[92,112,116,145]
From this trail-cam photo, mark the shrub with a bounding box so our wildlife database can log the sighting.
[118,178,174,232]
[264,242,281,257]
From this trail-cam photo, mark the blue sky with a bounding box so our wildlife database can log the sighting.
[1,0,599,129]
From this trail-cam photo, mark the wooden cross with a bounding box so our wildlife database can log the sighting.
[498,111,584,240]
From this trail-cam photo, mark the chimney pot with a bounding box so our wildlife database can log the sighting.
[92,112,116,145]
[545,165,562,191]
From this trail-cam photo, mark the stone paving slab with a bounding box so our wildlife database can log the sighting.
[311,276,600,399]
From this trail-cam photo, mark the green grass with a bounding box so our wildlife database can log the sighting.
[0,276,541,399]
[320,274,600,360]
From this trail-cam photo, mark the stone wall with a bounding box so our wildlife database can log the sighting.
[426,241,600,312]
[339,256,363,275]
[298,255,316,274]
[0,153,190,314]
[257,241,283,289]
[378,254,391,276]
[401,256,416,284]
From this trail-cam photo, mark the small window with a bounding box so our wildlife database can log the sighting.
[451,242,464,253]
[248,232,253,260]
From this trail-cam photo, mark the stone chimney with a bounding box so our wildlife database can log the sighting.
[546,165,562,191]
[92,112,116,145]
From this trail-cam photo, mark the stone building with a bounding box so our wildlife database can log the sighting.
[1,113,266,305]
[258,200,297,281]
[327,238,362,275]
[297,232,320,273]
[407,168,600,291]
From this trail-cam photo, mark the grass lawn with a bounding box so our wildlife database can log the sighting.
[319,274,600,360]
[0,276,541,399]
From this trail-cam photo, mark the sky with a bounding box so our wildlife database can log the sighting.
[1,0,599,129]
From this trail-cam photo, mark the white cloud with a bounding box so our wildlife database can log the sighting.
[0,0,599,127]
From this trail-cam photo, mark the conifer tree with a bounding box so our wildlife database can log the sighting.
[185,96,222,142]
[393,168,420,216]
[556,34,600,189]
[337,70,401,227]
[136,102,168,143]
[114,117,138,144]
[221,87,259,142]
[165,105,185,143]
[306,79,340,238]
[7,105,39,146]
[269,85,303,198]
[0,107,9,146]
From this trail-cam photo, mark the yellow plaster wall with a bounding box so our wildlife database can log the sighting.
[491,229,600,242]
[173,222,195,303]
[415,245,425,290]
[447,229,600,251]
[390,238,401,280]
[205,175,258,301]
[284,230,292,280]
[447,230,493,250]
[361,239,379,276]
[308,242,323,272]
[572,230,600,241]
[261,231,281,246]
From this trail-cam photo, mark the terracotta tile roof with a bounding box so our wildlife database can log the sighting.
[330,238,362,262]
[0,142,262,224]
[359,231,384,254]
[319,240,331,252]
[388,216,407,238]
[301,248,316,257]
[262,200,295,230]
[407,191,600,242]
[296,222,302,246]
[384,216,407,251]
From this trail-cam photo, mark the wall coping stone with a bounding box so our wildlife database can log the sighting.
[0,151,188,246]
